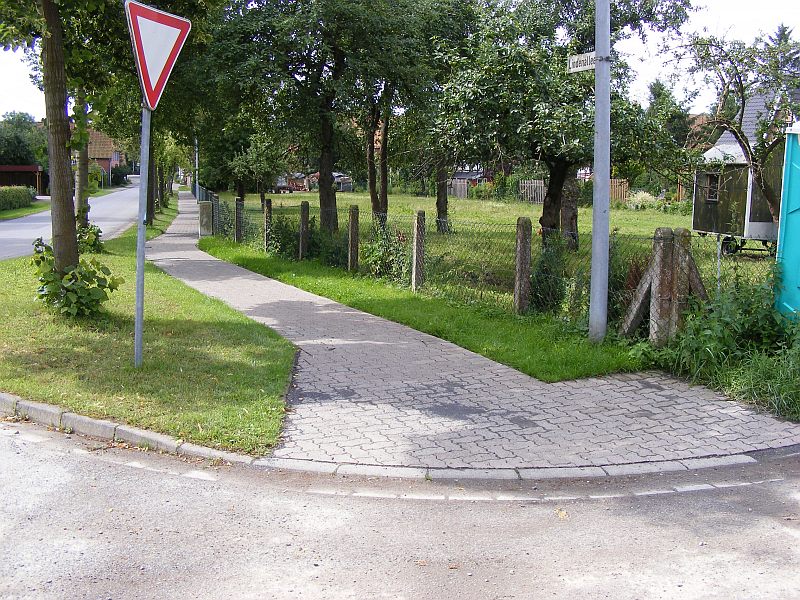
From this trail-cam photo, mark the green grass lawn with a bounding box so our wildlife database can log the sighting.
[219,189,691,235]
[0,200,51,221]
[199,236,641,382]
[0,207,296,455]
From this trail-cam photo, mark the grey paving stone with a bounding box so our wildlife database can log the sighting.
[0,392,19,415]
[145,195,800,474]
[16,400,64,429]
[178,443,255,465]
[115,425,179,454]
[61,413,117,440]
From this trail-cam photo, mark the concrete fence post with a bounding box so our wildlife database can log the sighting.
[234,196,244,244]
[210,193,217,235]
[348,205,359,271]
[299,200,309,260]
[649,227,674,347]
[513,216,532,314]
[263,198,272,253]
[412,210,425,292]
[670,228,692,338]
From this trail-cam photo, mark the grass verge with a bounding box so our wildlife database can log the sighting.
[0,200,51,221]
[198,236,640,381]
[0,206,296,454]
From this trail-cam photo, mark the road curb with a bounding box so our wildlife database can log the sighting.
[0,391,783,481]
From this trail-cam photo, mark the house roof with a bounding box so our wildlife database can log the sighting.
[704,90,800,163]
[88,129,119,160]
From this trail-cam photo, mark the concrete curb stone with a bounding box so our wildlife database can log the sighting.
[427,468,521,481]
[16,399,64,429]
[61,413,118,440]
[0,392,19,415]
[519,466,607,480]
[115,425,180,454]
[253,457,338,474]
[602,460,688,476]
[335,464,429,479]
[178,442,255,466]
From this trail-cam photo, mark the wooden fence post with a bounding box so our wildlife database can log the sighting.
[263,198,272,252]
[348,205,359,271]
[298,200,309,260]
[514,216,532,314]
[649,227,674,347]
[234,196,244,243]
[412,210,425,292]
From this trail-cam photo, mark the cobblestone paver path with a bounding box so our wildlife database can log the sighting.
[148,196,800,470]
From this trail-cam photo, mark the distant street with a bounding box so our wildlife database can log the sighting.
[0,176,140,260]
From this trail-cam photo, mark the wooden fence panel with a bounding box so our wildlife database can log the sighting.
[518,179,546,203]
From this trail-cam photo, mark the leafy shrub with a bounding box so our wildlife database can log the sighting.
[0,186,35,210]
[266,214,299,259]
[111,164,131,186]
[307,218,348,268]
[530,235,567,313]
[77,223,104,254]
[31,238,123,317]
[361,223,411,283]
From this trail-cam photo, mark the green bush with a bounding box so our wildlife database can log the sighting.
[111,164,131,186]
[0,186,35,210]
[361,223,411,283]
[530,236,567,313]
[77,223,104,254]
[307,218,349,269]
[31,238,123,317]
[266,214,299,259]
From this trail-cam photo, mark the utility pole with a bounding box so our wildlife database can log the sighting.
[588,0,610,342]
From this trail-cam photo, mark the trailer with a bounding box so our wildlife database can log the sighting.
[692,94,783,254]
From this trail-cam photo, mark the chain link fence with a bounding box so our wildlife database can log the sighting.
[202,194,776,334]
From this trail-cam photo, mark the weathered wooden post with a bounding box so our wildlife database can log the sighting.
[514,216,532,314]
[299,200,309,260]
[234,196,244,243]
[412,210,425,292]
[348,205,359,271]
[670,228,692,338]
[263,198,272,252]
[649,227,674,347]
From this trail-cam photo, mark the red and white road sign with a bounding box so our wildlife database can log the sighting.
[125,0,191,111]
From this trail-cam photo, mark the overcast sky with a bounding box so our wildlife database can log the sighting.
[0,0,793,121]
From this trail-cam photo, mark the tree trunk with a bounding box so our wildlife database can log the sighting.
[753,162,780,223]
[560,167,579,250]
[74,94,89,229]
[318,111,338,232]
[366,102,379,215]
[157,165,164,211]
[41,0,78,272]
[378,94,391,214]
[436,160,450,233]
[146,140,155,225]
[539,160,570,241]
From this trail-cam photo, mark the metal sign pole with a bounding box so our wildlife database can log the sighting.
[134,106,151,367]
[589,0,611,342]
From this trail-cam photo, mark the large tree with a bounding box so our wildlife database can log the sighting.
[681,25,800,221]
[439,0,690,238]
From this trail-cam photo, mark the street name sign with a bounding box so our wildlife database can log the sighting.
[567,51,596,74]
[125,0,191,111]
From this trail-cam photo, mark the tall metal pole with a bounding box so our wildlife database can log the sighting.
[134,106,151,367]
[589,0,611,342]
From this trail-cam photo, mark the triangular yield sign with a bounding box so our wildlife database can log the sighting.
[125,0,191,111]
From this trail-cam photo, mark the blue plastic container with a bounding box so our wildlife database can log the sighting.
[777,124,800,316]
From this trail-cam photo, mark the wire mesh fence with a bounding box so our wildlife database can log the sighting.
[202,194,777,335]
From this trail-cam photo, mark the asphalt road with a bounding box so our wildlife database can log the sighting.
[0,178,140,260]
[2,419,799,600]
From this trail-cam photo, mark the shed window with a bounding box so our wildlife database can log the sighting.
[706,173,719,203]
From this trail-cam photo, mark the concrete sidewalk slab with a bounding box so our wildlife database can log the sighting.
[140,194,800,475]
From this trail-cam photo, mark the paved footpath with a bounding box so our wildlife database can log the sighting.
[148,195,800,476]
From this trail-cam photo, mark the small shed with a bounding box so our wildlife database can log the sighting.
[692,94,787,249]
[0,164,47,195]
